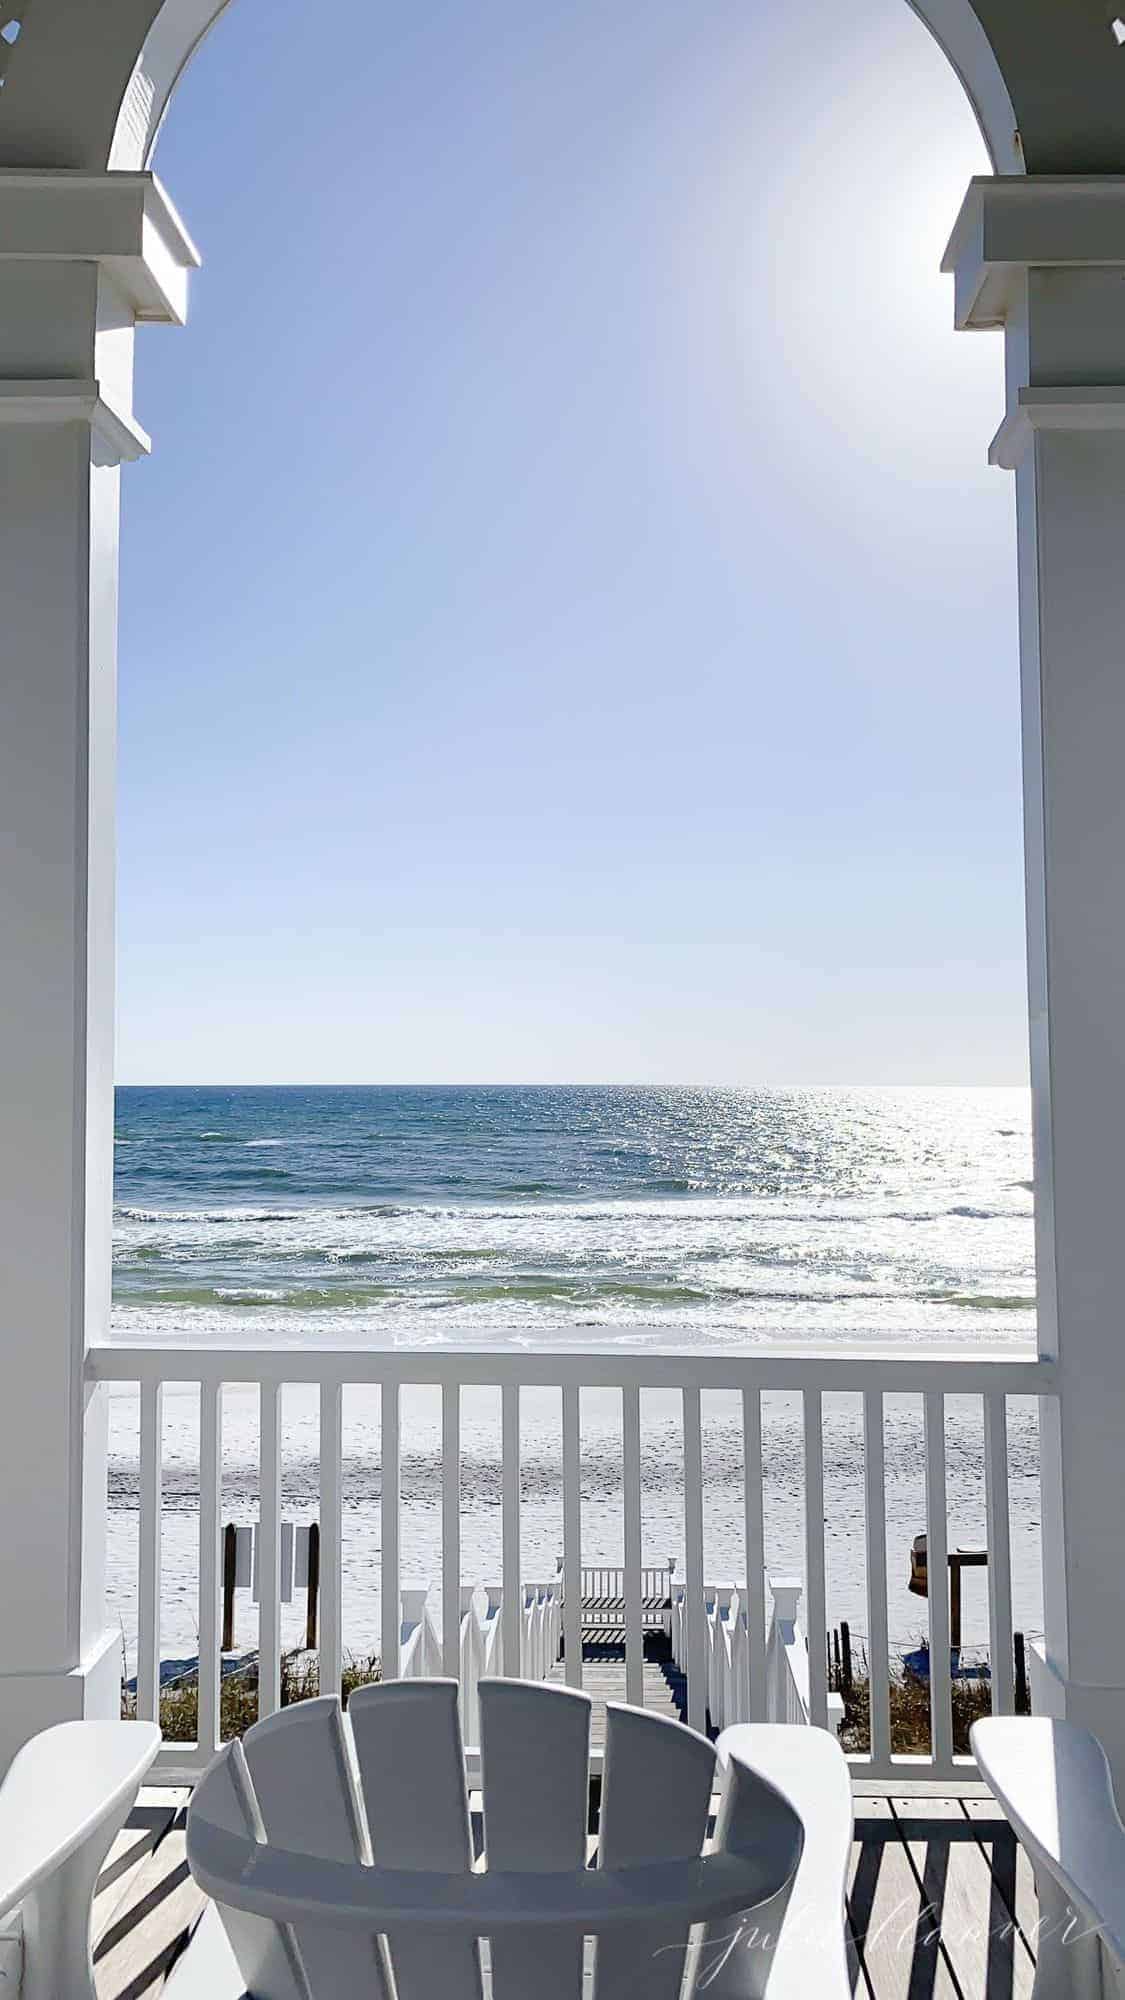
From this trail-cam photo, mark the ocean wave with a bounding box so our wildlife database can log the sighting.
[116,1206,300,1224]
[113,1194,1029,1231]
[129,1283,396,1310]
[924,1291,1034,1311]
[111,1086,1035,1337]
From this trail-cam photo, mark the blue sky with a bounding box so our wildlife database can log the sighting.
[116,0,1024,1086]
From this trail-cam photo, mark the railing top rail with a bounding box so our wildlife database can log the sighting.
[86,1339,1055,1394]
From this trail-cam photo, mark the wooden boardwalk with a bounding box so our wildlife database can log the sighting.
[547,1644,687,1750]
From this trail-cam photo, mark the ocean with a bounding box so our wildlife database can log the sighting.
[108,1085,1042,1660]
[113,1083,1035,1344]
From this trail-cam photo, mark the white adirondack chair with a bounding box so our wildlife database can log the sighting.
[714,1725,854,2000]
[0,1719,161,2000]
[972,1715,1125,1999]
[180,1678,853,2000]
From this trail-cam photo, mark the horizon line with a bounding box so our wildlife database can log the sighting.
[113,1078,1031,1091]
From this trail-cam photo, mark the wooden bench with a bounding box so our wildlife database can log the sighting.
[557,1562,675,1641]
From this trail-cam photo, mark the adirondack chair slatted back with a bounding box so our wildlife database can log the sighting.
[480,1681,590,2000]
[349,1679,480,2000]
[596,1702,716,2000]
[196,1736,310,2000]
[241,1698,387,2000]
[187,1677,805,2000]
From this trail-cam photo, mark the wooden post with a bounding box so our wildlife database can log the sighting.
[949,1556,963,1657]
[832,1628,841,1692]
[840,1620,852,1695]
[222,1522,237,1654]
[305,1521,320,1651]
[1014,1631,1029,1715]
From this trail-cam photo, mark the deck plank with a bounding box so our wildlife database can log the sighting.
[892,1797,1035,2000]
[93,1789,189,1944]
[93,1802,205,2000]
[868,1796,963,1998]
[847,1813,878,1998]
[849,1796,962,2000]
[960,1799,1039,1989]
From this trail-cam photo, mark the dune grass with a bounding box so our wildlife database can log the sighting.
[839,1668,1002,1757]
[121,1652,382,1741]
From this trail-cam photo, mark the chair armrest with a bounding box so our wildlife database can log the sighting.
[971,1716,1125,1969]
[0,1720,161,2000]
[715,1725,853,2000]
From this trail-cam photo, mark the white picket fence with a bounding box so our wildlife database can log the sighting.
[670,1573,845,1735]
[399,1577,563,1748]
[405,1568,839,1749]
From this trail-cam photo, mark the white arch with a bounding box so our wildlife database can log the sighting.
[106,0,1022,175]
[904,0,1020,174]
[108,0,228,169]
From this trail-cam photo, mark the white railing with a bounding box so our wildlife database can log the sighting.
[669,1575,846,1735]
[402,1578,561,1746]
[89,1339,1054,1783]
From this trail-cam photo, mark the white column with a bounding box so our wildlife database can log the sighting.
[946,177,1125,1780]
[0,172,196,1769]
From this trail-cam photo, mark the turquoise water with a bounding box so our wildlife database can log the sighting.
[113,1085,1035,1343]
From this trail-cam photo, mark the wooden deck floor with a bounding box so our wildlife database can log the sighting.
[93,1786,1039,2000]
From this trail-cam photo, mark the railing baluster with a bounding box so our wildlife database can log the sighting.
[562,1384,582,1687]
[803,1389,828,1728]
[197,1381,222,1756]
[984,1392,1015,1715]
[258,1382,282,1718]
[863,1389,891,1770]
[319,1380,343,1699]
[924,1390,953,1769]
[622,1384,643,1706]
[502,1383,521,1673]
[682,1387,706,1732]
[442,1383,461,1679]
[742,1388,767,1721]
[381,1382,401,1680]
[137,1382,163,1725]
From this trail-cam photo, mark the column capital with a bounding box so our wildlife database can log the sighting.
[989,384,1125,469]
[942,174,1125,331]
[0,379,150,464]
[0,169,199,326]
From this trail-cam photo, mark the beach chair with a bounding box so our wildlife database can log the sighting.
[180,1677,853,1999]
[0,1718,161,2000]
[972,1715,1125,1999]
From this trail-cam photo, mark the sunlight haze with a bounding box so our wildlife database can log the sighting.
[116,0,1021,1085]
